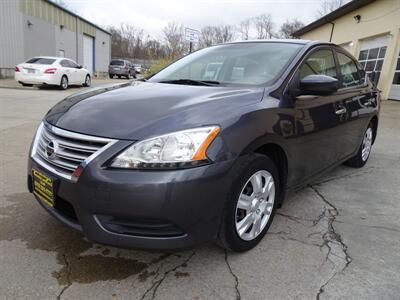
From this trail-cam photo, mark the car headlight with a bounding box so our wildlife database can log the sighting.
[110,126,220,169]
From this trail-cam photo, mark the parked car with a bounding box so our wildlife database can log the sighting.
[133,64,142,74]
[109,59,136,79]
[28,40,379,252]
[15,56,91,90]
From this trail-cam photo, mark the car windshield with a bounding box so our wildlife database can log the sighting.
[149,42,303,86]
[111,60,124,66]
[25,57,56,65]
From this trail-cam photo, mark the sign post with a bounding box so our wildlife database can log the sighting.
[185,28,200,53]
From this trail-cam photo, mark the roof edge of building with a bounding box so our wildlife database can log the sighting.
[293,0,376,37]
[44,0,111,35]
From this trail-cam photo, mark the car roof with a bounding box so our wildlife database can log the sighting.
[30,56,59,59]
[27,56,74,61]
[225,39,335,47]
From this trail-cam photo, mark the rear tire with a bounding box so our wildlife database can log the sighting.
[21,83,33,87]
[218,154,279,252]
[346,122,374,168]
[117,75,121,79]
[59,76,68,90]
[109,74,114,79]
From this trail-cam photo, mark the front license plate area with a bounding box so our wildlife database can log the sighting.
[32,169,56,207]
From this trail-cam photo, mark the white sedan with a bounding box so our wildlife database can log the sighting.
[15,56,91,90]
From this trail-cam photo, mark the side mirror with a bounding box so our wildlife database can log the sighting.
[77,65,83,69]
[300,74,339,96]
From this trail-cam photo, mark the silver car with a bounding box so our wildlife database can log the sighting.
[109,59,136,79]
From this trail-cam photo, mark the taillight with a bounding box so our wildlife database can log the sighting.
[15,66,20,72]
[44,68,57,74]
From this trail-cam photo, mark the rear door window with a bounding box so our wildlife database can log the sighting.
[26,58,56,65]
[67,60,79,68]
[60,60,70,67]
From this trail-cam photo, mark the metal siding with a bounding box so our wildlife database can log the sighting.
[20,0,75,32]
[55,26,77,61]
[94,30,111,72]
[0,0,24,69]
[23,14,56,59]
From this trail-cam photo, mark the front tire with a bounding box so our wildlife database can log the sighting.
[218,154,279,252]
[83,74,91,87]
[60,75,68,90]
[346,122,374,168]
[21,83,33,87]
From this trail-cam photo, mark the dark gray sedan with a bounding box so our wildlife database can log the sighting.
[28,40,379,252]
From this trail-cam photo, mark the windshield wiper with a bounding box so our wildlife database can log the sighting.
[158,79,220,86]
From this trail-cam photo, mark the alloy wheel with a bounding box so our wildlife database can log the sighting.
[235,170,275,241]
[61,77,68,89]
[361,127,373,161]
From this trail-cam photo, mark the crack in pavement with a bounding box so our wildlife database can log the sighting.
[308,185,352,300]
[276,212,313,224]
[140,251,196,300]
[56,253,72,300]
[313,167,375,186]
[224,250,241,300]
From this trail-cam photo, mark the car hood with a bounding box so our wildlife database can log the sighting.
[45,81,265,140]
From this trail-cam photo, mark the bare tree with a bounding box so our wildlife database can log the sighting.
[162,22,185,60]
[199,25,235,48]
[279,19,304,39]
[199,26,216,48]
[253,14,274,39]
[214,25,235,44]
[239,19,251,40]
[316,0,348,17]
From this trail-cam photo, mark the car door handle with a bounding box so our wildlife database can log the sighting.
[335,107,347,115]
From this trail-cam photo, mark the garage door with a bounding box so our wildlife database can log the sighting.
[358,35,389,85]
[83,34,94,74]
[389,49,400,100]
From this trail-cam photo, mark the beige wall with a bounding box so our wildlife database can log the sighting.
[300,0,400,99]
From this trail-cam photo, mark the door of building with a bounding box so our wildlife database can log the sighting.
[83,34,94,74]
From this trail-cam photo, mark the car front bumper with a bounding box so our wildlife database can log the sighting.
[28,156,236,250]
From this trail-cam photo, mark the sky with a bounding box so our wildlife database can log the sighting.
[63,0,327,39]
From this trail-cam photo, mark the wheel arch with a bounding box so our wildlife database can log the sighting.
[240,138,289,207]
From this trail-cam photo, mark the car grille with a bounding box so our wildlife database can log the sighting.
[32,122,117,181]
